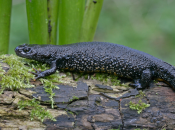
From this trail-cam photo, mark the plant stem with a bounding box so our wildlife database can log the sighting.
[0,0,12,54]
[26,0,48,45]
[47,0,59,45]
[58,0,85,45]
[80,0,104,42]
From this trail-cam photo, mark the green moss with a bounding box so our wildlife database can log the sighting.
[134,128,148,130]
[72,96,79,100]
[38,70,65,108]
[64,71,128,88]
[40,78,59,108]
[91,73,109,82]
[63,66,128,88]
[65,72,71,76]
[65,71,125,87]
[135,90,146,98]
[109,126,120,130]
[129,90,150,114]
[0,55,35,94]
[129,100,150,114]
[68,111,74,115]
[18,98,56,122]
[69,96,79,102]
[153,80,158,83]
[91,73,129,87]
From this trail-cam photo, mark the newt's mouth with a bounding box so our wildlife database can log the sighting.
[15,46,23,56]
[15,46,19,52]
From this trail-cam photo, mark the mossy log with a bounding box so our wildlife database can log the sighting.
[0,59,174,130]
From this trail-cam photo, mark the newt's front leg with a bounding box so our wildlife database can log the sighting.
[30,60,57,80]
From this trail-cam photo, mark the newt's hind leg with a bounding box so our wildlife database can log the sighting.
[129,69,152,90]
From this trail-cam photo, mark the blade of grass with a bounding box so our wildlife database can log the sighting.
[47,0,59,45]
[0,0,12,54]
[26,0,48,45]
[58,0,85,45]
[80,0,104,42]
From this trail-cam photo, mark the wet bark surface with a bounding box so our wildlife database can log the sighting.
[0,62,175,130]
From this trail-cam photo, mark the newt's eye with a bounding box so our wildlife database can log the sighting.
[23,47,31,53]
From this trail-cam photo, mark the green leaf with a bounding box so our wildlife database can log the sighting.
[26,0,48,45]
[58,0,85,45]
[80,0,104,42]
[0,0,12,54]
[47,0,59,45]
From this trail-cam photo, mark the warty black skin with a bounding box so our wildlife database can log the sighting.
[15,42,175,89]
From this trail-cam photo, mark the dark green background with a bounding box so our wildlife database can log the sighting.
[9,0,175,65]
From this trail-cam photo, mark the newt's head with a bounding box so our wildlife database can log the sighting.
[15,44,56,64]
[15,44,39,59]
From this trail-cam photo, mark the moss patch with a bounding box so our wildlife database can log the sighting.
[18,98,56,122]
[0,55,35,94]
[129,100,150,114]
[69,72,129,87]
[69,96,79,102]
[129,91,150,114]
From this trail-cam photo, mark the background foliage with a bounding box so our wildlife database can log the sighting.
[9,0,175,65]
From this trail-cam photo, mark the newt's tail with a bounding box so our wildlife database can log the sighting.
[156,65,175,90]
